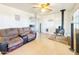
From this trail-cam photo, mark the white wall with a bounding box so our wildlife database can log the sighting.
[40,10,73,36]
[0,4,34,29]
[40,13,61,34]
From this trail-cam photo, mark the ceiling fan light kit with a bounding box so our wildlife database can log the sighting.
[33,3,52,12]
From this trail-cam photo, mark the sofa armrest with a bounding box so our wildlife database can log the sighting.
[0,43,8,54]
[19,35,28,44]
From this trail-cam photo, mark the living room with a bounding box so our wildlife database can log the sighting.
[0,3,79,55]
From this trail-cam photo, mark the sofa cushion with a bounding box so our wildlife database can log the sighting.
[6,28,18,36]
[8,37,23,48]
[0,28,18,44]
[23,27,31,33]
[27,33,36,41]
[23,27,30,32]
[0,35,19,43]
[0,28,18,37]
[18,28,24,34]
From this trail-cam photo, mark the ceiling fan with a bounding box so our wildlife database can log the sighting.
[33,3,52,12]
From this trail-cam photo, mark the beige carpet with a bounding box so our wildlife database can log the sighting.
[0,34,74,55]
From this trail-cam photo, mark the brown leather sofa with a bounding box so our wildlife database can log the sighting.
[0,27,36,54]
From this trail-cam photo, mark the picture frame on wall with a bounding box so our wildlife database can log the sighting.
[15,15,20,21]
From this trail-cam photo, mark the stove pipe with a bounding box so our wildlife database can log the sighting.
[60,9,66,29]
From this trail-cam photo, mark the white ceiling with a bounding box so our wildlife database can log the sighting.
[1,3,76,16]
